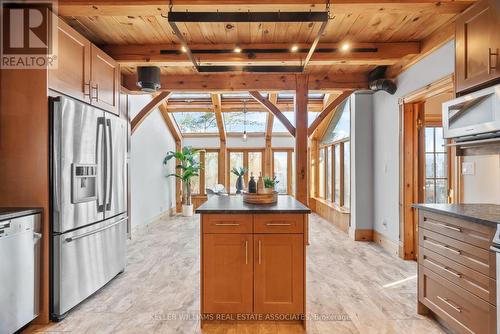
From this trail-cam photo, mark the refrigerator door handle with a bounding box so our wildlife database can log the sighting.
[64,217,127,243]
[96,118,106,212]
[105,119,113,211]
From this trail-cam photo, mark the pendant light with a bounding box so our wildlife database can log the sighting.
[242,99,248,142]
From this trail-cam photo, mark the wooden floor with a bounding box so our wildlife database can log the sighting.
[26,213,446,334]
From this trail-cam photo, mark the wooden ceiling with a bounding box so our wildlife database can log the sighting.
[57,0,474,91]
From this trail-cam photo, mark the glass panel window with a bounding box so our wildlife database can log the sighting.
[334,145,341,204]
[223,112,267,132]
[318,149,325,198]
[273,152,288,194]
[229,152,244,193]
[272,111,295,132]
[321,99,351,144]
[204,152,219,191]
[344,142,350,209]
[248,152,262,179]
[172,112,219,133]
[326,147,332,201]
[190,151,200,194]
[424,127,449,204]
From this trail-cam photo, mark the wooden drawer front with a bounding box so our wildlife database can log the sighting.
[419,247,496,305]
[420,211,495,250]
[419,266,496,334]
[203,214,252,234]
[420,228,496,278]
[253,214,304,234]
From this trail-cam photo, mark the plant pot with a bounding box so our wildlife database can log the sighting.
[260,188,274,194]
[182,204,194,217]
[236,175,244,194]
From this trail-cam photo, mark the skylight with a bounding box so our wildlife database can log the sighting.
[223,112,267,132]
[272,111,320,132]
[172,112,219,133]
[169,93,211,100]
[221,92,268,99]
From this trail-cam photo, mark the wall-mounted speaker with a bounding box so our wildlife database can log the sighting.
[137,66,161,92]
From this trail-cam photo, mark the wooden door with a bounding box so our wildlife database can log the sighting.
[455,0,500,93]
[203,234,253,314]
[48,19,91,102]
[254,234,304,314]
[90,45,120,114]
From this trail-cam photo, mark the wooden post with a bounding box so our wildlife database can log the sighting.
[294,74,309,206]
[264,93,276,177]
[219,140,227,190]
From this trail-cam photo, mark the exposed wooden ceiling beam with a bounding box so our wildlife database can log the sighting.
[158,102,182,142]
[308,90,352,136]
[265,93,277,140]
[122,73,368,92]
[58,1,474,16]
[250,91,295,137]
[387,19,455,78]
[130,91,171,134]
[312,93,339,139]
[103,42,420,67]
[211,93,226,143]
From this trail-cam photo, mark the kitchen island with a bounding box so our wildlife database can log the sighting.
[195,195,311,326]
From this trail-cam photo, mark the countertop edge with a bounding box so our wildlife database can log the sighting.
[0,208,44,221]
[195,209,312,214]
[412,204,499,226]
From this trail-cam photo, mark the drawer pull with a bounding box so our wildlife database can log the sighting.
[266,223,291,226]
[426,258,462,278]
[426,239,461,255]
[245,240,248,265]
[437,296,462,313]
[214,223,240,226]
[258,240,262,265]
[442,224,462,233]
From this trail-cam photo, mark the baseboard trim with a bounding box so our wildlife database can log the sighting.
[353,229,374,241]
[131,208,175,235]
[373,231,399,256]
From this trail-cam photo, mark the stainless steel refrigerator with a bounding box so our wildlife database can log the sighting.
[49,95,128,320]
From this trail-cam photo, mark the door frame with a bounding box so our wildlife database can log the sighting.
[398,75,456,260]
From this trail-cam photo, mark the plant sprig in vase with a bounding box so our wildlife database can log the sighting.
[231,167,248,194]
[263,176,279,190]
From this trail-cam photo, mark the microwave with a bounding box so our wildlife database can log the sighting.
[443,84,500,140]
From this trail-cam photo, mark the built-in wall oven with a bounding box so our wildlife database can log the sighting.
[443,84,500,140]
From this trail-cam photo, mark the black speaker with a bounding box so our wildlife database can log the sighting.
[137,66,161,92]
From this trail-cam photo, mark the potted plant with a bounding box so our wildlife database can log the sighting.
[164,146,201,217]
[263,176,279,193]
[231,167,248,194]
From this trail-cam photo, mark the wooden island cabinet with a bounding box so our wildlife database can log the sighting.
[196,196,310,326]
[414,204,500,334]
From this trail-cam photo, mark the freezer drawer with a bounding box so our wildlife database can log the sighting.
[52,214,127,318]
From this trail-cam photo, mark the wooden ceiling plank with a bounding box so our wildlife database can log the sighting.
[308,90,352,136]
[159,102,182,142]
[122,73,368,92]
[211,93,226,142]
[130,91,171,133]
[249,91,296,137]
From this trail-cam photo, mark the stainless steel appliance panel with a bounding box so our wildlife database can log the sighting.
[443,84,500,139]
[0,214,42,334]
[104,115,127,219]
[52,96,105,233]
[52,214,127,316]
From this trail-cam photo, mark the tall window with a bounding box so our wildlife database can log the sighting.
[190,151,200,194]
[318,149,325,198]
[343,142,350,209]
[326,147,332,201]
[204,151,219,191]
[228,150,264,193]
[248,152,263,179]
[229,152,244,193]
[424,127,448,203]
[273,152,288,194]
[334,145,341,203]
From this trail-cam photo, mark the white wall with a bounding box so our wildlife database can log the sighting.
[350,92,375,232]
[462,154,500,204]
[182,134,295,149]
[130,94,176,228]
[372,40,455,243]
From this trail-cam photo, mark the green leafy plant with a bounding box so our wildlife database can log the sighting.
[230,167,248,177]
[163,146,201,206]
[263,176,279,189]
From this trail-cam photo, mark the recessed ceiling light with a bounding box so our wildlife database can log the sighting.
[181,45,187,53]
[290,45,299,52]
[234,46,242,53]
[341,42,350,52]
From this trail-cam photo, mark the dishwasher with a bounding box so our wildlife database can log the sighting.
[0,213,42,334]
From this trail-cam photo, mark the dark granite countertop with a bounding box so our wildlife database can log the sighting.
[0,208,43,221]
[412,203,500,226]
[195,195,311,214]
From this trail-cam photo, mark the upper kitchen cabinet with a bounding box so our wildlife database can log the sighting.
[90,45,120,115]
[48,18,120,115]
[48,19,91,103]
[455,0,500,94]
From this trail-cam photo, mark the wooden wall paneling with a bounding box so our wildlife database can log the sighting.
[310,198,350,233]
[0,68,50,324]
[131,91,171,133]
[294,75,309,205]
